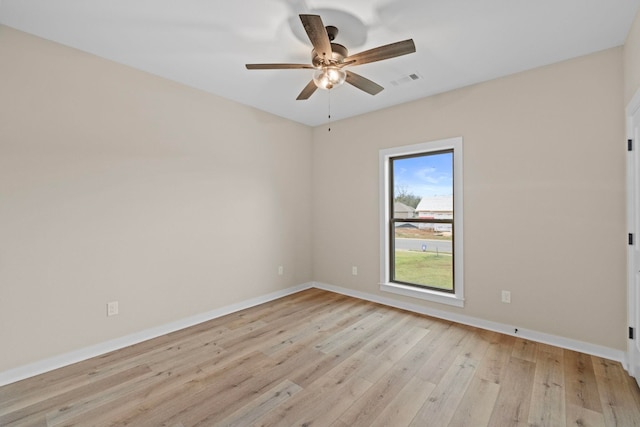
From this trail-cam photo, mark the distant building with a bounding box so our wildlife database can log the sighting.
[415,195,453,232]
[394,201,416,219]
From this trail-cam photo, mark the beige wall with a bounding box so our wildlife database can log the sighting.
[0,20,632,374]
[312,47,626,350]
[625,9,640,105]
[0,26,312,372]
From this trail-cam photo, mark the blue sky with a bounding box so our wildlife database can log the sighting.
[393,152,453,198]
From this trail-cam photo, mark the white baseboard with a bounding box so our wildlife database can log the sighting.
[312,281,626,365]
[1,280,626,387]
[0,282,313,387]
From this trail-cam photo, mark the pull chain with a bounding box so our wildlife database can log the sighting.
[328,89,331,132]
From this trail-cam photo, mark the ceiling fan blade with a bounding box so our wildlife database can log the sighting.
[246,63,314,70]
[299,14,332,60]
[345,71,384,95]
[296,80,318,100]
[343,39,416,66]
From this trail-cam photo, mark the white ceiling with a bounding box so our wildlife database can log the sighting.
[1,0,639,126]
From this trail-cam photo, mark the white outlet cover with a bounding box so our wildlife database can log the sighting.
[107,301,119,316]
[501,291,511,303]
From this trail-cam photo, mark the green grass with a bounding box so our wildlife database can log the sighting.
[394,250,453,291]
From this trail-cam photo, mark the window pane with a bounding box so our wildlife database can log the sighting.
[391,151,453,291]
[393,221,453,290]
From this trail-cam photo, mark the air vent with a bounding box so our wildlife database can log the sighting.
[390,73,421,87]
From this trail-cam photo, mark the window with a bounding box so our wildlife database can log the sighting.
[379,137,464,307]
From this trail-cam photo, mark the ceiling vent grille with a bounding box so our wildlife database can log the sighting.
[390,73,421,87]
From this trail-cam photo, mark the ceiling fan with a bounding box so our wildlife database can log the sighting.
[245,14,416,100]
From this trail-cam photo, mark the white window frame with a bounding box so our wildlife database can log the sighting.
[379,137,464,307]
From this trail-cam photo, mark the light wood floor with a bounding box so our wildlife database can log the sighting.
[2,288,640,426]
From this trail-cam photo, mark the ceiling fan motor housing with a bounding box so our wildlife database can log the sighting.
[312,43,348,68]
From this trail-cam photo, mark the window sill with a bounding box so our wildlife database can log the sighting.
[380,282,464,308]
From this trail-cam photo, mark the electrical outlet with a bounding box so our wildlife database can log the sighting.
[107,301,119,316]
[501,291,511,304]
[278,265,284,276]
[352,266,358,276]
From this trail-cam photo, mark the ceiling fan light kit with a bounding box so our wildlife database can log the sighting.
[245,14,416,100]
[313,66,346,90]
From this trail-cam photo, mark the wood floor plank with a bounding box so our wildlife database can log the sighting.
[43,333,227,425]
[337,365,417,426]
[254,374,372,427]
[528,351,566,427]
[487,356,536,426]
[337,328,448,426]
[328,349,393,385]
[564,350,603,417]
[313,307,393,354]
[512,337,538,362]
[457,325,492,361]
[376,324,436,363]
[215,380,302,427]
[224,288,339,328]
[1,289,639,427]
[377,319,448,365]
[369,375,436,427]
[416,322,470,384]
[447,377,501,427]
[593,357,640,426]
[0,364,152,426]
[112,350,276,426]
[260,295,362,356]
[45,363,208,427]
[288,376,373,427]
[231,296,377,362]
[260,343,331,390]
[359,310,414,356]
[410,354,478,426]
[565,403,606,427]
[597,376,640,426]
[1,323,233,417]
[630,376,640,409]
[474,331,515,385]
[167,361,298,426]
